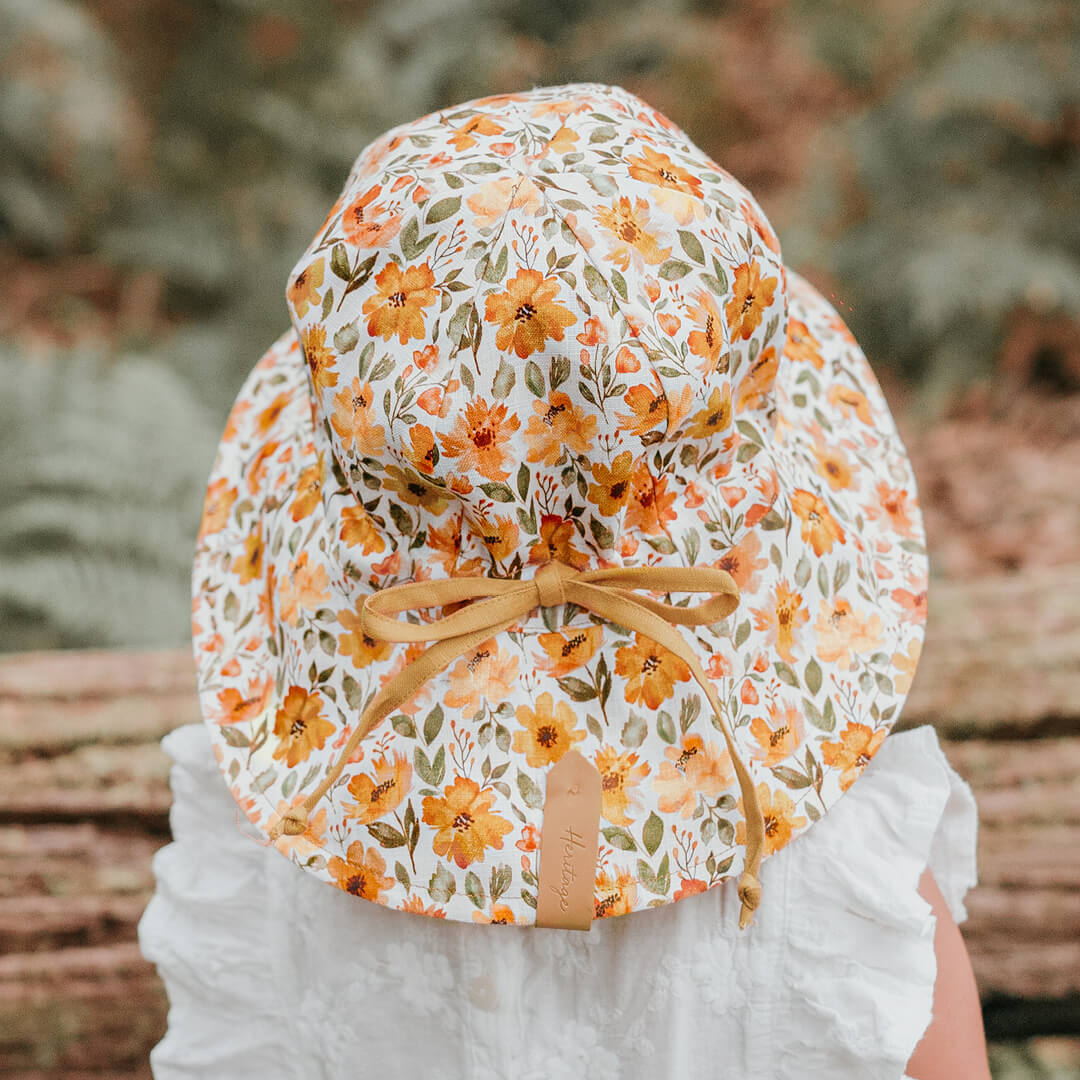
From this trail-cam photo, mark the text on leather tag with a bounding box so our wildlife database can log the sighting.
[535,749,602,931]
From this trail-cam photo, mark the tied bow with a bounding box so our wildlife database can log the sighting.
[269,559,766,930]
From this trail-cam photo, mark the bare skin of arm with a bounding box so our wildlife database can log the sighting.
[905,867,992,1080]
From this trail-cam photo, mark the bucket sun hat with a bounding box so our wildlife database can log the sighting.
[191,81,929,932]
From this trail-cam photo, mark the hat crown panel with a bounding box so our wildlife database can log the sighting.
[284,83,787,570]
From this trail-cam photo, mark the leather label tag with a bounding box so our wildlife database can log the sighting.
[535,750,602,931]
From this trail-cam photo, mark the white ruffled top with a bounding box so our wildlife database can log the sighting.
[138,722,978,1080]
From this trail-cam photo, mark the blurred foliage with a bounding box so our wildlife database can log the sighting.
[0,0,1077,659]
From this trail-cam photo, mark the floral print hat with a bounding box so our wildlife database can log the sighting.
[192,81,929,930]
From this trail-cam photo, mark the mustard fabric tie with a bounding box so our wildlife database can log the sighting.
[268,559,766,930]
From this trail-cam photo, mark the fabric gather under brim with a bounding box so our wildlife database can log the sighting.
[138,721,977,1080]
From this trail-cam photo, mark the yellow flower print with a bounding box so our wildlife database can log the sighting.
[687,289,728,374]
[791,488,846,555]
[736,782,808,856]
[725,261,778,342]
[438,398,520,481]
[444,638,520,714]
[234,528,263,584]
[593,195,672,272]
[301,325,338,394]
[686,384,732,440]
[512,691,586,768]
[593,745,651,826]
[822,721,887,791]
[526,515,590,569]
[587,450,634,515]
[813,443,854,491]
[891,636,922,695]
[472,903,516,925]
[383,464,452,514]
[338,505,386,554]
[483,268,577,359]
[345,750,413,824]
[535,625,604,677]
[735,346,779,412]
[286,256,325,319]
[826,383,873,424]
[471,512,520,563]
[523,391,597,465]
[362,260,439,344]
[422,775,513,869]
[749,702,805,767]
[327,841,395,901]
[271,687,335,768]
[330,378,386,457]
[615,631,691,709]
[652,734,734,819]
[750,579,810,664]
[594,866,637,918]
[198,477,237,541]
[813,596,884,668]
[337,606,394,669]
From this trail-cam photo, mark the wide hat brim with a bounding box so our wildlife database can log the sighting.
[192,268,928,927]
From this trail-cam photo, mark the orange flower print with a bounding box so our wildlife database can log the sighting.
[269,799,327,858]
[246,440,279,496]
[822,721,887,791]
[587,450,635,515]
[814,596,884,668]
[278,552,331,626]
[345,750,413,824]
[362,260,438,344]
[784,318,823,369]
[271,687,335,767]
[198,477,237,541]
[736,782,808,856]
[686,384,733,440]
[399,894,447,918]
[213,677,272,726]
[615,379,667,437]
[422,775,513,869]
[813,443,854,491]
[444,639,519,714]
[826,384,873,424]
[404,424,438,475]
[735,346,779,413]
[447,114,504,151]
[791,488,846,555]
[301,325,338,394]
[527,515,590,569]
[234,529,263,584]
[687,290,728,374]
[739,197,781,255]
[327,841,395,901]
[484,268,577,359]
[593,195,672,272]
[535,625,603,677]
[471,512,520,563]
[383,465,452,515]
[339,505,387,554]
[524,391,597,465]
[891,636,922,695]
[750,580,810,664]
[652,734,734,818]
[330,378,386,457]
[256,393,290,435]
[749,702,805,767]
[872,480,917,538]
[594,866,637,918]
[289,454,324,522]
[426,519,462,574]
[713,531,769,595]
[466,174,543,230]
[725,261,778,342]
[512,691,586,767]
[625,459,676,535]
[287,256,325,318]
[472,903,517,925]
[593,745,651,825]
[615,631,691,709]
[626,145,704,224]
[341,184,402,248]
[337,606,394,668]
[438,398,520,481]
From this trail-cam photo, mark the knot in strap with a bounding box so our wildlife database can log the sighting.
[534,559,573,609]
[267,558,766,930]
